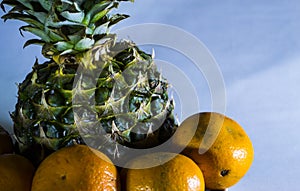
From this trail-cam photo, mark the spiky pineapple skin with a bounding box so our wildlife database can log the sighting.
[2,0,177,166]
[12,39,177,165]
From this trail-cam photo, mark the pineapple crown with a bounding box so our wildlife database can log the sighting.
[1,0,133,58]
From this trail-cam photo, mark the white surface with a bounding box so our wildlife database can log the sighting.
[1,1,300,190]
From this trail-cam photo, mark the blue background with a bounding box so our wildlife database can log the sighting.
[1,0,300,190]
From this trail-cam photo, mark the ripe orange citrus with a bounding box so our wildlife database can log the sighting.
[31,144,119,191]
[173,112,254,190]
[0,125,14,155]
[121,152,205,191]
[0,154,35,191]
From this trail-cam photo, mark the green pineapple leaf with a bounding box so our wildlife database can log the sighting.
[74,38,95,51]
[1,0,134,56]
[93,22,109,35]
[55,41,74,51]
[13,0,33,10]
[108,14,129,27]
[46,19,85,28]
[84,1,112,25]
[26,10,47,24]
[19,25,51,42]
[1,13,44,29]
[61,11,85,23]
[6,4,28,13]
[23,39,45,48]
[37,0,53,11]
[68,34,82,44]
[90,8,109,24]
[48,30,65,42]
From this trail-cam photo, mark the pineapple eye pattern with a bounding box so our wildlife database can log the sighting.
[2,0,225,169]
[73,24,226,168]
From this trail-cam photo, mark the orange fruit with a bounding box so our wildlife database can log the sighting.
[0,154,35,191]
[121,152,205,191]
[173,112,254,190]
[31,144,120,191]
[0,125,14,155]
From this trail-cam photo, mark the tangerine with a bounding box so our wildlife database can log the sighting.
[0,154,35,191]
[31,144,119,191]
[173,112,254,190]
[0,125,14,155]
[122,152,205,191]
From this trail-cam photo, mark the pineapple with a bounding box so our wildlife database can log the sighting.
[1,0,177,166]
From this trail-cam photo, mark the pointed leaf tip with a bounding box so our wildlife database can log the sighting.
[0,2,6,12]
[23,39,45,49]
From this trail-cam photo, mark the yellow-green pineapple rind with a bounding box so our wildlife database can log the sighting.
[2,0,178,166]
